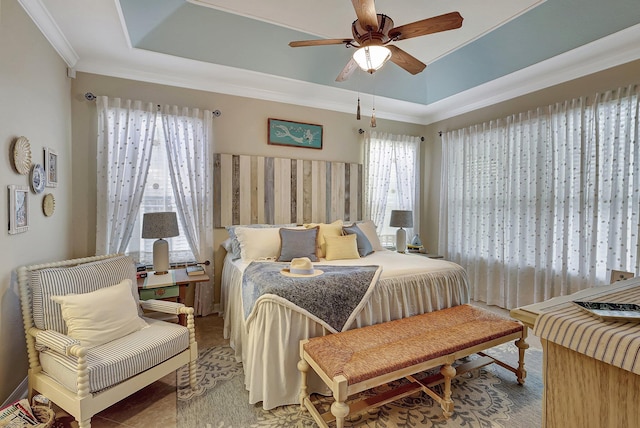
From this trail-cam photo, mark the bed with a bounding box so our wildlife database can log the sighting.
[220,221,470,410]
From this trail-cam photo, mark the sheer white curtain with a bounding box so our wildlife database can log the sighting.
[96,96,157,254]
[364,131,421,240]
[161,106,214,316]
[440,85,640,309]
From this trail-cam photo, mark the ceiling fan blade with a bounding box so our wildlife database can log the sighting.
[336,58,358,82]
[389,11,463,41]
[351,0,378,31]
[289,38,353,47]
[387,45,426,75]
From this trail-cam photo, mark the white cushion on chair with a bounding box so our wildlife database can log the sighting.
[30,255,140,333]
[38,318,190,393]
[51,279,148,348]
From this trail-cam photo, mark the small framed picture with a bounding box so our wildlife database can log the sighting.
[8,185,29,234]
[44,147,58,187]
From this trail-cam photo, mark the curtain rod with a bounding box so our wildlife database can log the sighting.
[83,92,222,117]
[358,128,424,142]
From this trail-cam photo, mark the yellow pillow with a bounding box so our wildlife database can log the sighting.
[304,220,343,258]
[324,234,360,261]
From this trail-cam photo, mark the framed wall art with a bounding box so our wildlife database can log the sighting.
[8,185,29,234]
[268,118,323,150]
[44,147,58,187]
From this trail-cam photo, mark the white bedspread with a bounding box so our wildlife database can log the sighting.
[221,250,470,410]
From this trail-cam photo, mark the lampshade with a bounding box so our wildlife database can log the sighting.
[142,212,179,239]
[352,45,392,74]
[389,210,413,228]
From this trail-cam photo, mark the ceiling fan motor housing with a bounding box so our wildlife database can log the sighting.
[352,14,394,46]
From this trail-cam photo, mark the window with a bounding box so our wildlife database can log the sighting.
[364,132,420,247]
[442,86,640,308]
[126,117,195,265]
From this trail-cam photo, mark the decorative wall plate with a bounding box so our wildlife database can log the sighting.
[12,136,32,175]
[30,163,46,194]
[43,193,55,217]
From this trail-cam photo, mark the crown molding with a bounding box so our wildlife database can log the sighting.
[24,0,640,125]
[419,23,640,124]
[18,0,79,67]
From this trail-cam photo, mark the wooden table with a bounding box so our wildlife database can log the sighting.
[510,279,640,428]
[137,268,210,325]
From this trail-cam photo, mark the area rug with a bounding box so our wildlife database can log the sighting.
[177,344,542,428]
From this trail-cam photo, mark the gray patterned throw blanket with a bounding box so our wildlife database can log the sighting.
[242,262,382,333]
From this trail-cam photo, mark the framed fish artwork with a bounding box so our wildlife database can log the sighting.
[268,118,323,150]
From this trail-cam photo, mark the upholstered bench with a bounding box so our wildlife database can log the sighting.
[298,304,528,428]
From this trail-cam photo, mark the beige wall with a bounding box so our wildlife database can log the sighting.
[420,59,640,255]
[0,0,73,402]
[70,72,424,305]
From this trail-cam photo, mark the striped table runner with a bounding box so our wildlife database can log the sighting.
[534,284,640,375]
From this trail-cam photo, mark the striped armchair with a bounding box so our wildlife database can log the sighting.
[18,254,198,428]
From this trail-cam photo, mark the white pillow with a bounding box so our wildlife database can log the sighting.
[235,226,283,260]
[50,279,148,348]
[356,220,384,251]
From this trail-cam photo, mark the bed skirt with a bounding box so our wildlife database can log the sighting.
[220,254,470,410]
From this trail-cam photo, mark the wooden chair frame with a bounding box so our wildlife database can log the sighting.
[18,254,198,428]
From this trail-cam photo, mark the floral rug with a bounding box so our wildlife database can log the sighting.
[177,344,542,427]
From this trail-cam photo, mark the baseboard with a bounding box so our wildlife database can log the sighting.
[1,377,28,407]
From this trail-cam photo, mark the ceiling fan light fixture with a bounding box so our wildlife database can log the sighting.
[353,45,391,73]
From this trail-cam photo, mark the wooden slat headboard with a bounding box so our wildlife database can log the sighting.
[214,153,363,227]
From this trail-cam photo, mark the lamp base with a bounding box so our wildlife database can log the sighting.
[396,228,407,253]
[152,238,170,275]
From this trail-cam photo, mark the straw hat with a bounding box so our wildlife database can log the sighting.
[281,257,323,277]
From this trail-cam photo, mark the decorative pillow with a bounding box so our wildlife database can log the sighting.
[356,220,384,251]
[50,279,148,348]
[324,234,360,261]
[343,223,374,257]
[226,223,295,260]
[221,238,233,252]
[235,226,283,260]
[277,227,319,262]
[304,220,343,258]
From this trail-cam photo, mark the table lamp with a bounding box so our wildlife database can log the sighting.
[142,212,179,275]
[390,210,413,253]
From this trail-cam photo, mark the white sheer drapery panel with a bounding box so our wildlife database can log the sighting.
[161,106,214,316]
[364,132,393,231]
[442,85,640,309]
[96,96,156,255]
[364,131,420,238]
[393,134,421,237]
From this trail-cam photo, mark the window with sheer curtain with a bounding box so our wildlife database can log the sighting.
[440,85,640,309]
[96,98,215,316]
[364,131,421,247]
[125,118,195,265]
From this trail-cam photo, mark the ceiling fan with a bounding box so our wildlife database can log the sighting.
[289,0,463,82]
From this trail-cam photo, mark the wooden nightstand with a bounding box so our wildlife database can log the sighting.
[137,268,210,324]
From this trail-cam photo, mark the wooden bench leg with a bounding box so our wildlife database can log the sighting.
[332,376,349,428]
[297,358,309,410]
[515,328,529,385]
[440,363,457,419]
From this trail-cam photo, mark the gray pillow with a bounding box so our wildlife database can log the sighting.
[343,223,374,257]
[277,227,319,262]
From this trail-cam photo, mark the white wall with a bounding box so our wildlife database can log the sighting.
[0,0,73,402]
